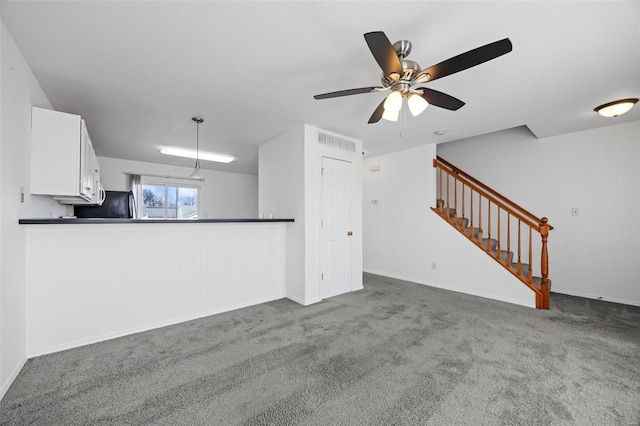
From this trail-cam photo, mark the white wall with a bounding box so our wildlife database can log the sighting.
[259,125,363,305]
[98,156,258,219]
[437,123,640,306]
[25,222,287,356]
[0,21,69,400]
[258,126,306,302]
[363,144,536,308]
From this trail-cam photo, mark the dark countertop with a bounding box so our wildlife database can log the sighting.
[19,218,294,225]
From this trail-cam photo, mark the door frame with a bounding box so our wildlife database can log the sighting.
[319,155,354,299]
[302,125,363,305]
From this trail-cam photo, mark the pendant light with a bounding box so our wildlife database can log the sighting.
[190,117,205,180]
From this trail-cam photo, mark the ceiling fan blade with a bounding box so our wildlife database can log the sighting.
[314,87,383,100]
[364,31,403,77]
[417,88,465,111]
[368,99,386,124]
[418,38,512,82]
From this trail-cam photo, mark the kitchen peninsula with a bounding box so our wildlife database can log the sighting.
[20,218,293,357]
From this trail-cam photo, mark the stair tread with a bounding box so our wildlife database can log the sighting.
[433,207,551,287]
[532,277,552,289]
[491,249,513,262]
[511,262,530,271]
[433,198,551,308]
[481,238,499,251]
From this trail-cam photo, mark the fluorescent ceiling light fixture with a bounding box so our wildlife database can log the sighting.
[160,146,234,163]
[594,98,638,117]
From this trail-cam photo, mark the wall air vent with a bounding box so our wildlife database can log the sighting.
[318,132,356,152]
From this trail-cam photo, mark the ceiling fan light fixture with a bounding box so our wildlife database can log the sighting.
[408,94,429,116]
[382,108,399,121]
[594,98,638,117]
[384,91,403,112]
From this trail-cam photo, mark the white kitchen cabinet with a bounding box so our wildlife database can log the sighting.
[30,107,103,205]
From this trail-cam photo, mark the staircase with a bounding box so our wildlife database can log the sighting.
[433,156,552,309]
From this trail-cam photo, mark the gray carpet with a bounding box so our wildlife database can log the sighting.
[1,273,639,425]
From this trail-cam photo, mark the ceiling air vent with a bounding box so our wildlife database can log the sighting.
[318,132,356,152]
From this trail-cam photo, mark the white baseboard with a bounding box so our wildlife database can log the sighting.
[363,269,536,309]
[27,293,286,358]
[286,294,306,305]
[551,288,640,307]
[290,285,364,305]
[286,294,322,306]
[0,357,27,402]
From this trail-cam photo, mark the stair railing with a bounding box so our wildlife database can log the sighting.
[433,156,552,309]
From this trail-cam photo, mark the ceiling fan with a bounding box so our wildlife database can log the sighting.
[313,31,512,124]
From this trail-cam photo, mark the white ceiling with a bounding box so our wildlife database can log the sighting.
[2,1,639,175]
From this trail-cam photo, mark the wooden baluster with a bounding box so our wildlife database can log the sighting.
[461,183,466,233]
[453,174,458,225]
[470,190,474,238]
[486,201,492,252]
[496,206,501,260]
[540,217,550,309]
[478,195,482,244]
[517,220,522,275]
[446,172,450,219]
[506,212,511,265]
[439,167,443,213]
[528,226,533,283]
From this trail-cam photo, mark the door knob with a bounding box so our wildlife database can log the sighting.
[347,231,353,236]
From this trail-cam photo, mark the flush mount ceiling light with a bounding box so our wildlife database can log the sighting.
[594,98,638,117]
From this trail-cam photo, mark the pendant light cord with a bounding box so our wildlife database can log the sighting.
[192,117,203,168]
[190,116,205,180]
[196,121,200,166]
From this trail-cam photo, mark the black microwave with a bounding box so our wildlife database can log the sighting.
[74,191,136,218]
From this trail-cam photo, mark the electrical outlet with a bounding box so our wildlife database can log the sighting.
[431,262,437,270]
[571,207,580,216]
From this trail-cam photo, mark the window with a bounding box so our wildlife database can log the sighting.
[140,183,199,219]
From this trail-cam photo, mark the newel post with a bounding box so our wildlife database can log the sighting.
[539,217,550,309]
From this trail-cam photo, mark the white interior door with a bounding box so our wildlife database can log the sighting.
[320,156,353,299]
